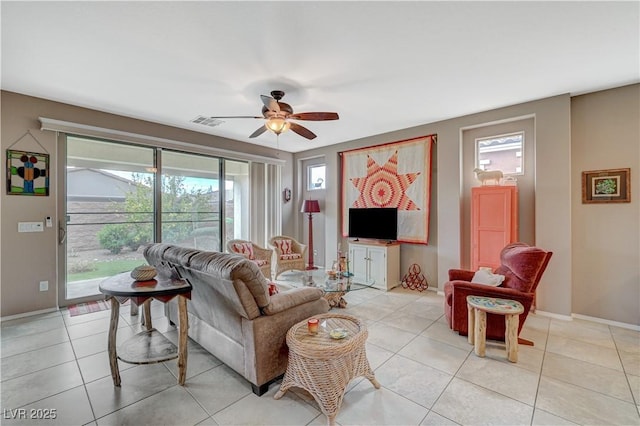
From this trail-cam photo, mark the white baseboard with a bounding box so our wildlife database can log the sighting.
[1,307,60,322]
[436,296,638,331]
[527,310,639,331]
[572,313,640,331]
[533,310,572,321]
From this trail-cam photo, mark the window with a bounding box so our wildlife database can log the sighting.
[161,151,221,251]
[308,164,326,190]
[63,135,251,300]
[475,132,524,175]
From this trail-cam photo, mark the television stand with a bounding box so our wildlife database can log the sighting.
[348,241,400,291]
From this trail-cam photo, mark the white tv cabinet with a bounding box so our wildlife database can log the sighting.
[348,240,400,291]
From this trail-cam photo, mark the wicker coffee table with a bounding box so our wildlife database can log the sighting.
[274,313,380,426]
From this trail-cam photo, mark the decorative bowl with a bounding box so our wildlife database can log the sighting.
[329,328,348,340]
[131,265,157,281]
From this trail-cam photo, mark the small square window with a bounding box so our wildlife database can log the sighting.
[308,164,326,190]
[475,132,524,176]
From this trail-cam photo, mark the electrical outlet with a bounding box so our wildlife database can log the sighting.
[39,281,48,291]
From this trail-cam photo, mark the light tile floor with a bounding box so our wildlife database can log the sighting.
[1,287,639,425]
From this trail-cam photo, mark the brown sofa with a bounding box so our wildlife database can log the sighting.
[143,243,330,395]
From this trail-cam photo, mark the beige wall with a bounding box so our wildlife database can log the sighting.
[1,91,292,317]
[571,85,640,325]
[297,93,573,319]
[298,84,639,326]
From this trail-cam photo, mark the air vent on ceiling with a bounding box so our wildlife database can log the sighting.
[190,115,224,127]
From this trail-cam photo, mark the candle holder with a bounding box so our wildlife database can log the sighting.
[307,318,319,334]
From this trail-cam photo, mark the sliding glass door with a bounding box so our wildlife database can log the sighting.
[60,135,251,306]
[63,137,155,302]
[161,151,221,251]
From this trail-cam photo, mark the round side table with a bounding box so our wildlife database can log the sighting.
[99,271,192,386]
[274,313,380,426]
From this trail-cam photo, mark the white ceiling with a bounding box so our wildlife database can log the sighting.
[2,1,638,153]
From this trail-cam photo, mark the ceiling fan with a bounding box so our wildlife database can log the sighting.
[208,90,339,140]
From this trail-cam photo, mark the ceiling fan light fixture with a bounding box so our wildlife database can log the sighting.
[266,117,290,135]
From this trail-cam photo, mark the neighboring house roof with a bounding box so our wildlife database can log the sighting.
[67,168,140,202]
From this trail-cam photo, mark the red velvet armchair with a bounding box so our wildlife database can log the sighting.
[444,243,552,344]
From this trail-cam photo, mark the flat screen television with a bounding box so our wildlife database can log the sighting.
[348,207,398,241]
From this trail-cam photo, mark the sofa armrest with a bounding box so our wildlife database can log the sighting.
[262,287,324,315]
[448,269,475,281]
[449,280,534,301]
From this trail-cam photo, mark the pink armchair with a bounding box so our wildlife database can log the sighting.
[444,242,552,344]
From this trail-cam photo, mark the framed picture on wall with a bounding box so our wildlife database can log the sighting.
[582,168,630,203]
[6,149,50,196]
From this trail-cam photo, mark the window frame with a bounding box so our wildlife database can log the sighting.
[474,131,525,176]
[307,164,326,191]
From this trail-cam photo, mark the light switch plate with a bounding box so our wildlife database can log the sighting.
[18,222,44,232]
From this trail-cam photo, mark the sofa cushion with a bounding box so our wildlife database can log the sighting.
[143,243,174,265]
[164,245,201,266]
[190,251,270,307]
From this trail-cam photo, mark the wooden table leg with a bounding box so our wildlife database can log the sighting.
[107,297,121,386]
[467,304,475,345]
[177,295,189,385]
[143,299,152,331]
[324,292,347,308]
[506,314,519,362]
[474,309,486,357]
[130,302,138,316]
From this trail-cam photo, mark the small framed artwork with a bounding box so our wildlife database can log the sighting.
[582,168,630,204]
[6,149,50,196]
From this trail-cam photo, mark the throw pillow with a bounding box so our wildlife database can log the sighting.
[268,282,279,296]
[233,242,255,260]
[471,269,505,287]
[274,239,293,255]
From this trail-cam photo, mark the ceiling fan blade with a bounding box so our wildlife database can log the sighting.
[289,122,317,140]
[260,95,280,114]
[208,116,263,119]
[288,112,339,121]
[249,125,268,138]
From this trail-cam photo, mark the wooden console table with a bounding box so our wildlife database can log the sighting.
[99,271,192,386]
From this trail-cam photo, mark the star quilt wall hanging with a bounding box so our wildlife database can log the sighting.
[341,134,435,244]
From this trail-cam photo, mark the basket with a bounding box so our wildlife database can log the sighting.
[130,265,157,281]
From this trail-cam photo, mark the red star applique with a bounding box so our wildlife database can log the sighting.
[350,151,420,210]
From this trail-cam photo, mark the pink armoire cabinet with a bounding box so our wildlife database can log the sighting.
[471,185,518,271]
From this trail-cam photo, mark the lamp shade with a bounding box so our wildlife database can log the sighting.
[301,199,320,213]
[266,117,290,135]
